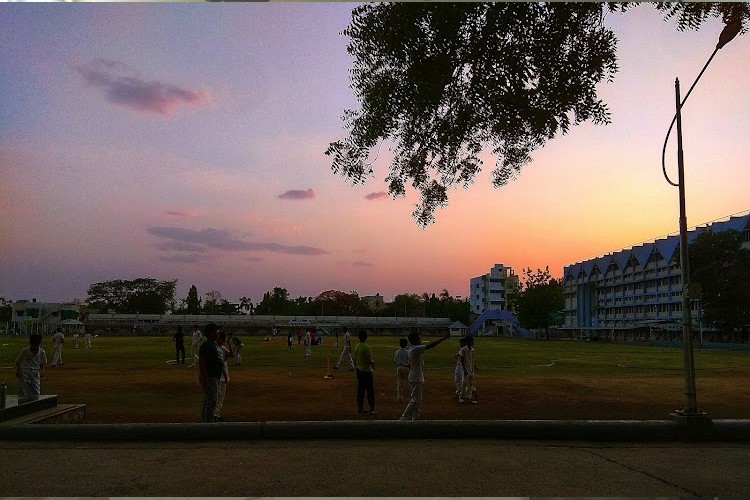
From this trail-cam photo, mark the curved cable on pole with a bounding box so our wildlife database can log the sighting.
[661,46,719,187]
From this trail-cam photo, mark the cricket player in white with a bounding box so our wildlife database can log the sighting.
[51,327,64,367]
[334,328,355,370]
[393,338,410,402]
[459,337,477,403]
[189,325,202,367]
[16,334,47,403]
[400,331,450,421]
[304,329,312,358]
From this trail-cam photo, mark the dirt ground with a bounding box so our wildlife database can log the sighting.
[70,365,750,423]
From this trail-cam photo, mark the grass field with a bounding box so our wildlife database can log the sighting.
[2,334,749,423]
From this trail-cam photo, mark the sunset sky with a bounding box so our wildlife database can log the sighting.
[1,3,748,305]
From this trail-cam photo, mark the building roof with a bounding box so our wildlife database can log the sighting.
[563,211,749,278]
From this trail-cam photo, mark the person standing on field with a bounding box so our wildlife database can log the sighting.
[72,331,80,349]
[454,337,468,399]
[287,330,293,351]
[15,334,47,403]
[393,338,410,402]
[198,323,222,423]
[172,326,186,365]
[51,327,64,367]
[459,336,477,404]
[334,327,355,371]
[228,332,244,366]
[354,329,376,414]
[214,330,231,421]
[189,325,202,367]
[400,331,451,421]
[304,328,312,358]
[84,330,93,349]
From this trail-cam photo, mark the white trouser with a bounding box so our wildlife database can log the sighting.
[395,366,409,400]
[400,381,423,421]
[52,346,62,365]
[335,347,353,369]
[454,366,463,394]
[215,380,227,416]
[190,342,199,365]
[19,369,41,402]
[461,373,474,400]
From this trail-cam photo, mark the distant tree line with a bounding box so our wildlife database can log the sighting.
[82,279,472,325]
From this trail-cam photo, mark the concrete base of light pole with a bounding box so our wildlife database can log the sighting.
[670,410,713,437]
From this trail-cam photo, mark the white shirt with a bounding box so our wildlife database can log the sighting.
[459,346,475,376]
[52,332,64,346]
[16,346,47,372]
[407,345,427,383]
[192,330,202,343]
[344,331,351,349]
[393,347,410,367]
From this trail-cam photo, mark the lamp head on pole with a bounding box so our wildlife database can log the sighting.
[717,18,742,49]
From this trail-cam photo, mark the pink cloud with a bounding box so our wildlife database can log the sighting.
[278,188,315,200]
[164,210,202,218]
[364,191,388,200]
[147,226,329,255]
[75,59,212,117]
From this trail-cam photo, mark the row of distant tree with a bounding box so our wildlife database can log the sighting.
[83,280,474,325]
[76,271,566,330]
[1,231,747,331]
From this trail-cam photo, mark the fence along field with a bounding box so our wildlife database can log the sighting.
[1,334,749,423]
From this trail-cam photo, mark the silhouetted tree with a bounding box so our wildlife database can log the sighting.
[314,290,369,316]
[689,230,750,333]
[87,278,177,314]
[185,285,201,314]
[255,287,296,315]
[203,290,223,315]
[327,2,749,225]
[514,267,564,339]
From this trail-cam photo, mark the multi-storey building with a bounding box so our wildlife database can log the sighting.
[469,263,519,316]
[562,211,750,332]
[10,299,84,335]
[361,293,386,313]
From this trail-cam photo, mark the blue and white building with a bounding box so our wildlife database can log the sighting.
[562,211,750,331]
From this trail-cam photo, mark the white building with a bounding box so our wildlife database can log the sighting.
[10,299,84,335]
[469,264,519,316]
[562,211,750,332]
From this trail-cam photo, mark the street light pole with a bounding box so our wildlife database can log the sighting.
[674,77,699,415]
[662,18,742,420]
